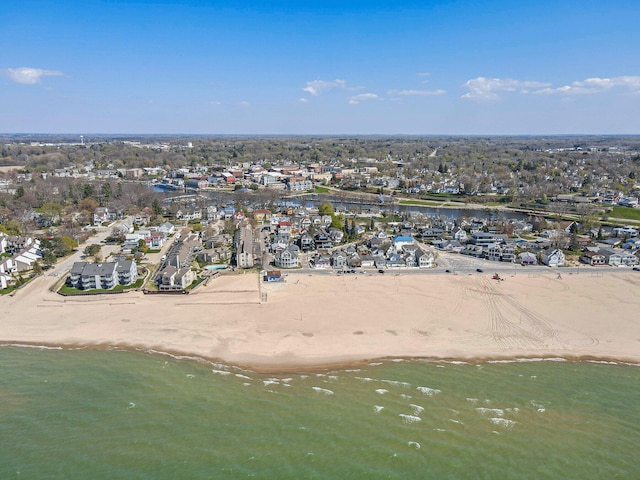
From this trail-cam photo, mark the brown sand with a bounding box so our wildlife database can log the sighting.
[2,270,640,371]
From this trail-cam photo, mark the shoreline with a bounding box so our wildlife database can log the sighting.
[2,340,639,374]
[2,270,640,373]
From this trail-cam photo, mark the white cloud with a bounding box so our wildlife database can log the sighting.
[298,97,309,103]
[387,89,446,96]
[302,79,347,96]
[2,67,64,85]
[461,77,550,100]
[347,93,379,105]
[238,101,250,107]
[533,76,640,95]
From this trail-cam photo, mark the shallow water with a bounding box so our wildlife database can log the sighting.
[1,347,639,479]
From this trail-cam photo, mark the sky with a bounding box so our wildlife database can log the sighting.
[1,0,639,135]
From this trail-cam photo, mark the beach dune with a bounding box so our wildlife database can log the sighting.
[2,271,639,371]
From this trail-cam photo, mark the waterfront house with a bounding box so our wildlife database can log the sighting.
[331,250,347,269]
[542,248,566,267]
[311,254,331,269]
[158,265,196,290]
[67,260,138,290]
[274,245,299,269]
[415,248,435,268]
[621,252,639,266]
[348,254,362,268]
[518,252,538,265]
[387,253,405,268]
[580,251,606,266]
[0,271,10,289]
[360,254,375,268]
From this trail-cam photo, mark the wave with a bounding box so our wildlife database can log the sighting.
[399,414,422,424]
[417,386,441,396]
[312,387,334,395]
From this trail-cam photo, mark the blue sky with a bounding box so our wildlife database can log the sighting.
[1,0,639,134]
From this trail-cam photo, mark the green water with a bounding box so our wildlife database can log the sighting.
[1,347,639,479]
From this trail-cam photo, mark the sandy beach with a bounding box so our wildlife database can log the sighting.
[2,270,640,371]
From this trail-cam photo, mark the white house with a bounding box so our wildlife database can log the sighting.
[613,226,639,238]
[275,245,299,269]
[0,271,10,289]
[159,222,175,236]
[542,248,566,267]
[415,248,435,268]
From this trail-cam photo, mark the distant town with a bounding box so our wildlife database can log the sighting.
[1,135,639,294]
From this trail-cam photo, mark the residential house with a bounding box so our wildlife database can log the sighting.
[315,232,332,249]
[393,235,415,252]
[542,248,566,267]
[329,228,344,243]
[311,254,331,269]
[599,249,622,266]
[621,252,639,266]
[501,244,516,262]
[415,248,435,268]
[286,177,313,191]
[93,207,115,226]
[158,265,196,290]
[461,245,484,258]
[13,249,41,271]
[348,253,362,268]
[387,253,405,268]
[234,222,254,269]
[274,245,299,269]
[580,251,606,266]
[0,257,16,275]
[134,212,151,226]
[613,226,639,238]
[518,252,538,265]
[298,233,315,252]
[360,254,375,268]
[452,227,468,242]
[0,271,10,289]
[176,207,202,222]
[253,209,271,223]
[469,232,499,247]
[373,254,387,269]
[331,250,347,269]
[486,243,502,262]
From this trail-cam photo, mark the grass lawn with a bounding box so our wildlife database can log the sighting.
[59,277,145,295]
[314,186,330,193]
[1,285,18,295]
[608,206,640,222]
[398,199,442,206]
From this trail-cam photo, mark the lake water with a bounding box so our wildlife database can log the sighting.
[2,347,638,479]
